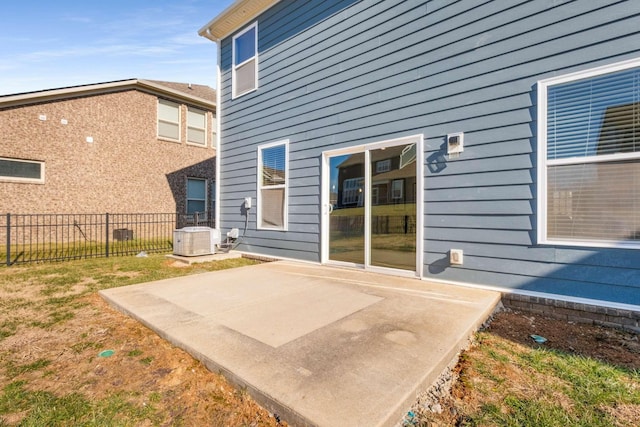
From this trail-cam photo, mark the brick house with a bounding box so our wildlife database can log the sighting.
[0,79,216,219]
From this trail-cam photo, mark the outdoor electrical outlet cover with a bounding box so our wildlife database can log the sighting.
[450,249,464,265]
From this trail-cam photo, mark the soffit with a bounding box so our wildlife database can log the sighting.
[199,0,280,41]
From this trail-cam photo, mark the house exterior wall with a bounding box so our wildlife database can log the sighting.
[216,0,640,307]
[0,89,215,215]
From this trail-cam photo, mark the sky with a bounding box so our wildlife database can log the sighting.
[0,0,235,96]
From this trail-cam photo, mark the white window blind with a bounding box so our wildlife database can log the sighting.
[233,23,257,98]
[158,99,180,141]
[543,65,640,246]
[258,142,287,230]
[187,107,206,146]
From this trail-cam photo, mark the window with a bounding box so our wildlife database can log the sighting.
[538,59,640,248]
[258,141,288,230]
[158,99,180,141]
[0,158,44,183]
[187,107,207,146]
[342,177,363,205]
[232,23,258,98]
[392,179,404,200]
[376,159,391,173]
[187,178,207,215]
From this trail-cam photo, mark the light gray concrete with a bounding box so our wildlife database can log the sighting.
[100,261,500,427]
[165,251,242,265]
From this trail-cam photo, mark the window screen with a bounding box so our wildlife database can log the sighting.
[258,142,287,229]
[187,107,206,146]
[187,178,206,214]
[158,99,180,141]
[542,64,640,245]
[0,158,44,183]
[233,24,257,98]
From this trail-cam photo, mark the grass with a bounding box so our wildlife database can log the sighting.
[1,254,638,426]
[453,331,640,426]
[0,381,160,426]
[0,254,265,426]
[1,237,173,266]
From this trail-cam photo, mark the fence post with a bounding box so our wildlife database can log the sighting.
[6,213,10,267]
[105,213,109,258]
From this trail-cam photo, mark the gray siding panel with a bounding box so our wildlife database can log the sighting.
[218,0,640,306]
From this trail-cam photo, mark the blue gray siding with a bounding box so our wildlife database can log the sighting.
[218,0,640,305]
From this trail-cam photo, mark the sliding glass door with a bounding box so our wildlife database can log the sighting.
[324,136,421,275]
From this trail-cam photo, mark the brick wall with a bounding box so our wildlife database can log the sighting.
[501,293,640,333]
[0,89,215,215]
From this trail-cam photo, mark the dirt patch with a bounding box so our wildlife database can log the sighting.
[486,310,640,371]
[416,309,640,426]
[1,293,284,426]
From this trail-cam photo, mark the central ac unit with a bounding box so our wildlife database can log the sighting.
[173,227,221,256]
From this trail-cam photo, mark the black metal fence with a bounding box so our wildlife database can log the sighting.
[330,215,416,235]
[1,212,215,266]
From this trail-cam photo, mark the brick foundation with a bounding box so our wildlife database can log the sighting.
[501,293,640,333]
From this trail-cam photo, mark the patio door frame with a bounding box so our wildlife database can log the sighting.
[321,134,424,278]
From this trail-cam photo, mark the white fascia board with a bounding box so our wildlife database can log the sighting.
[198,0,280,42]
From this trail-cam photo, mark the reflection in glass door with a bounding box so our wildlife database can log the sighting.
[369,144,416,271]
[326,141,418,272]
[328,153,365,265]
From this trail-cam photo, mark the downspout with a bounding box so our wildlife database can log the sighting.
[198,26,222,232]
[215,39,222,232]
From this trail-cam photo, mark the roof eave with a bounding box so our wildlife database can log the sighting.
[198,0,280,42]
[0,79,216,110]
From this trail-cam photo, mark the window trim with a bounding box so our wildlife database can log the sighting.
[391,179,404,200]
[537,57,640,249]
[0,157,45,184]
[157,99,181,142]
[186,106,207,147]
[376,159,391,173]
[257,139,288,231]
[232,22,258,99]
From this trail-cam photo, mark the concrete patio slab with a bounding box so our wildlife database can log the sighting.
[100,260,501,427]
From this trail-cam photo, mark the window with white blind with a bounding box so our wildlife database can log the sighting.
[258,141,288,230]
[538,59,640,248]
[187,107,207,146]
[158,99,180,141]
[232,23,258,99]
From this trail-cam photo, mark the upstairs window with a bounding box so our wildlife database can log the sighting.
[258,141,288,230]
[0,158,44,183]
[158,99,180,141]
[376,159,391,173]
[232,23,258,98]
[538,59,640,248]
[187,107,207,146]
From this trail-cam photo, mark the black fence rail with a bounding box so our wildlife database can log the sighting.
[1,212,214,266]
[330,215,416,235]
